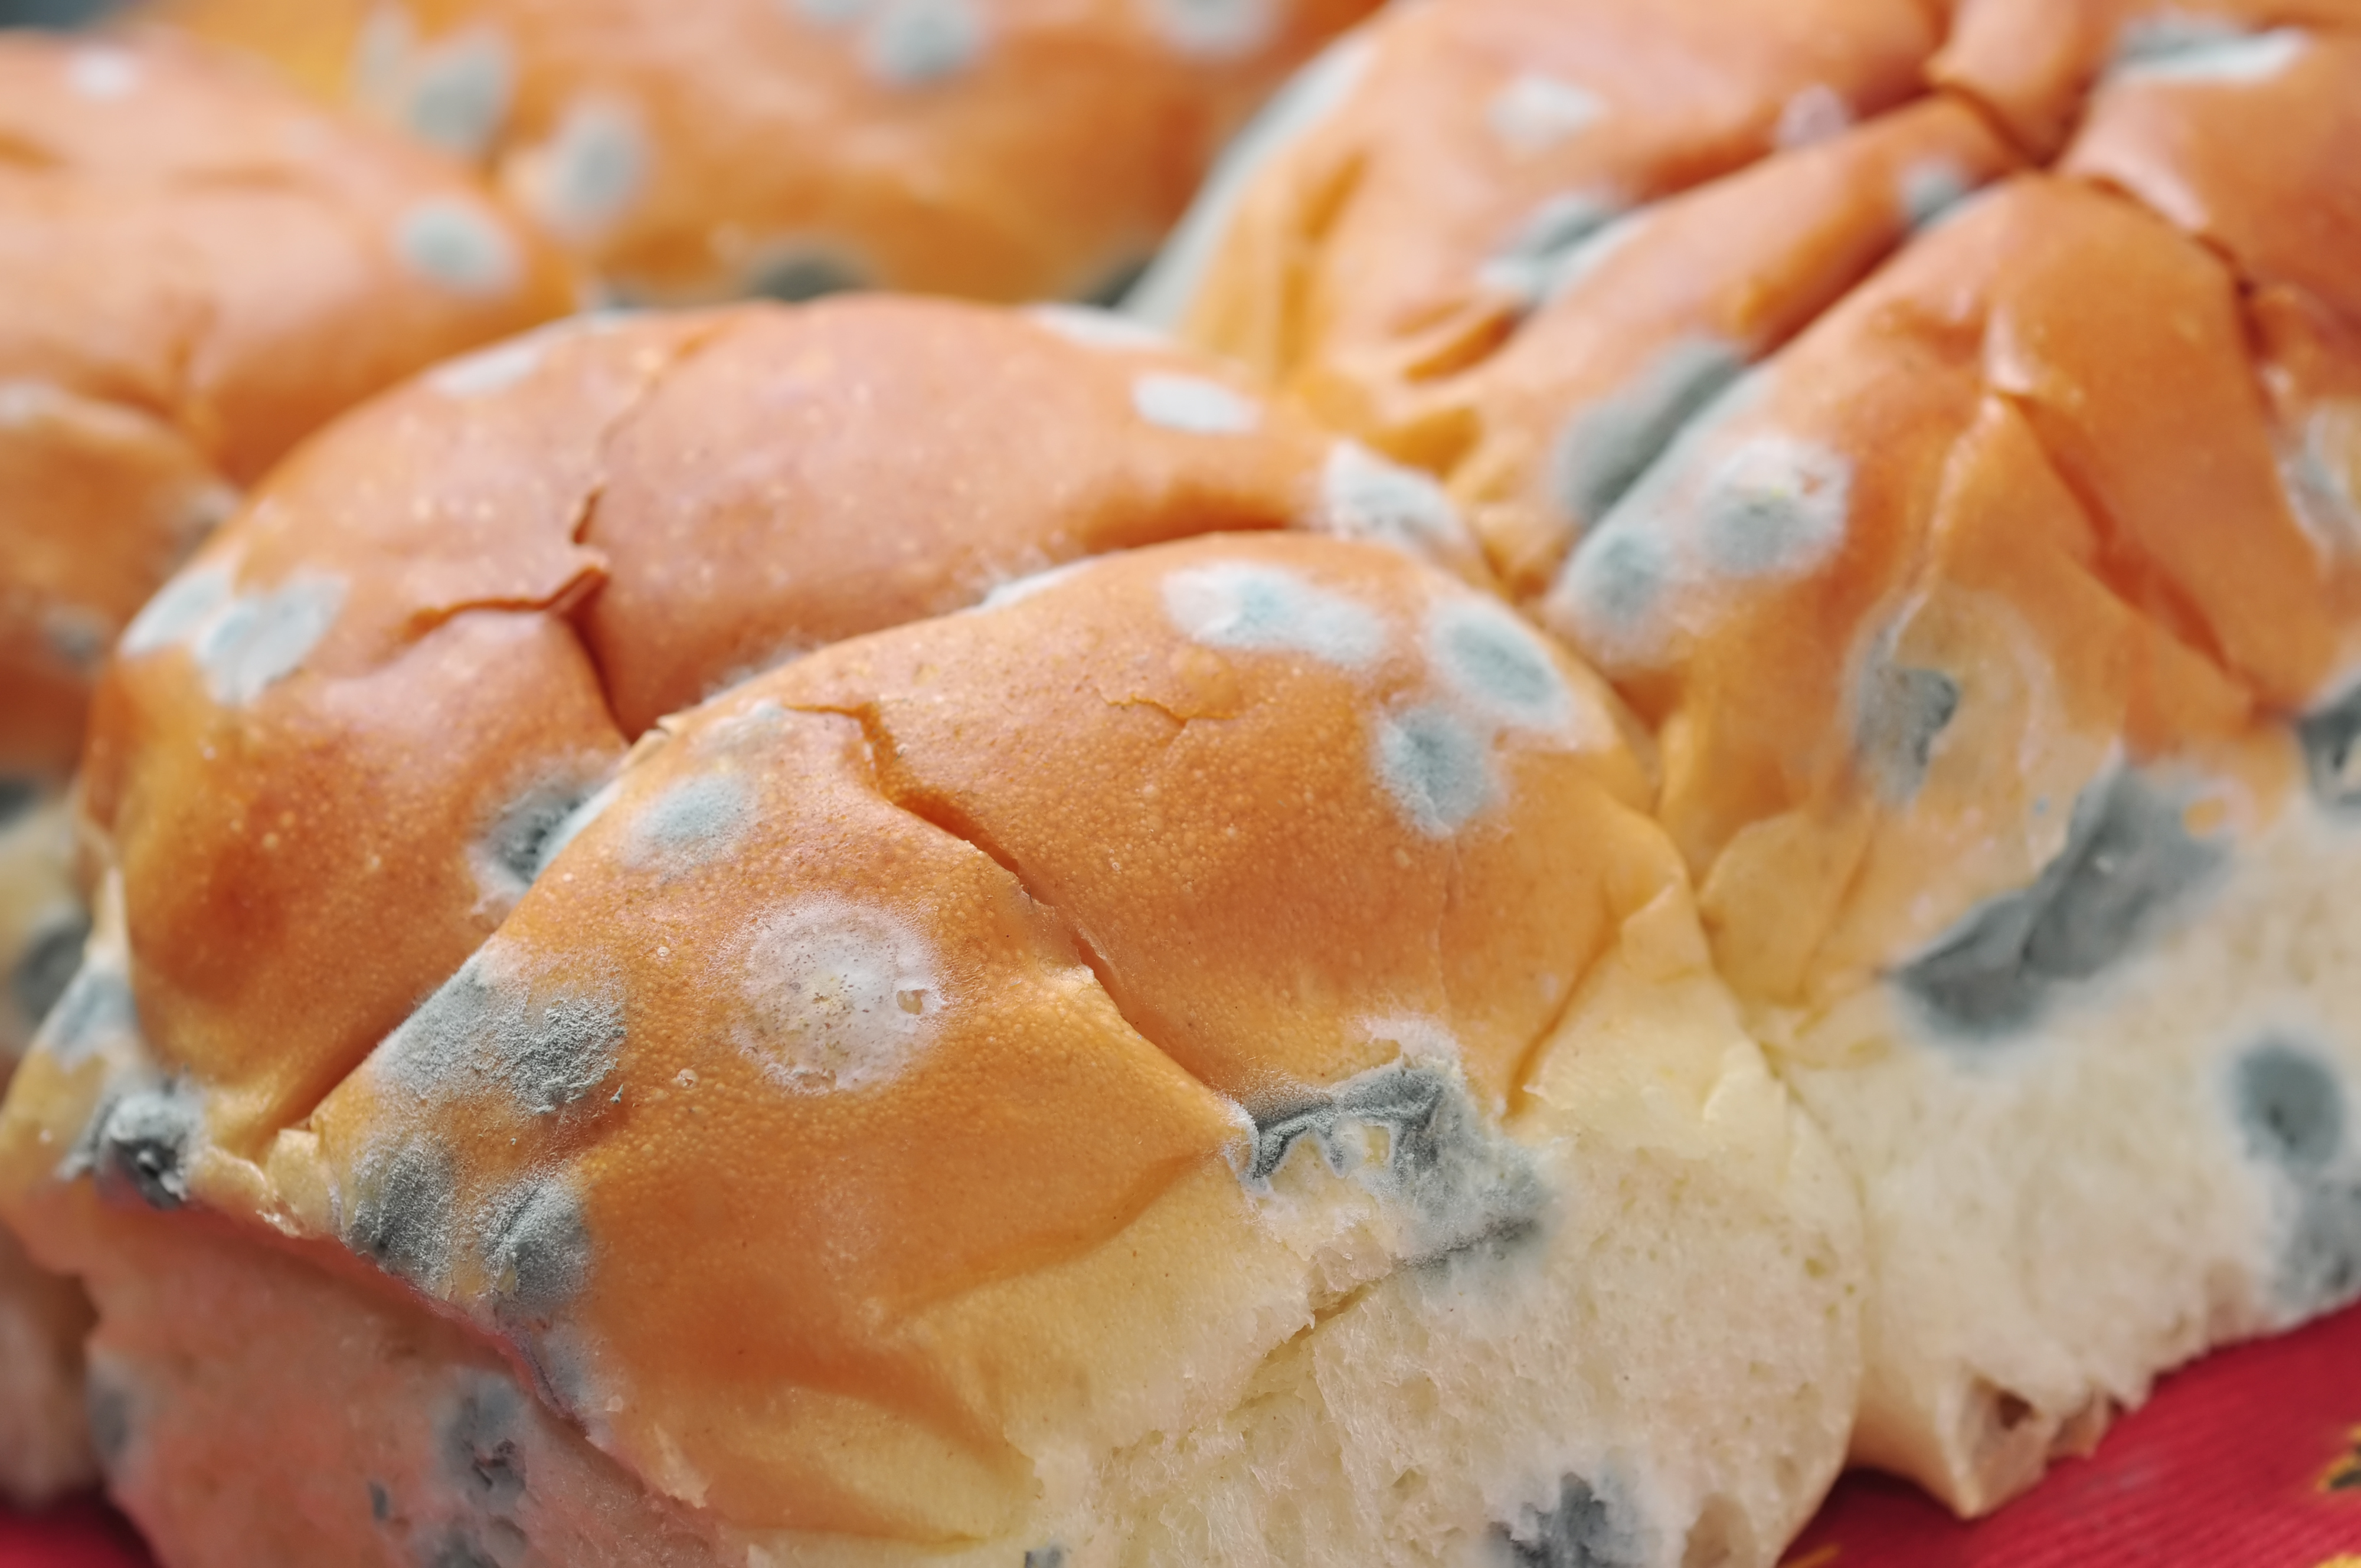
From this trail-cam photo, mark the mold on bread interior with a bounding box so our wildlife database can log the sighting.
[0,295,1863,1567]
[1156,0,2361,1524]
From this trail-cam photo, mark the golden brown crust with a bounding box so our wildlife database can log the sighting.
[298,529,1672,1535]
[1176,0,2361,1004]
[1,290,1725,1552]
[145,0,1385,303]
[71,297,1464,1157]
[0,31,575,784]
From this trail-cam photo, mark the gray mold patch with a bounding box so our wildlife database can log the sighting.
[1022,1549,1067,1568]
[346,1142,460,1288]
[536,100,647,236]
[1693,437,1852,578]
[1376,705,1493,837]
[862,0,987,86]
[1146,0,1274,58]
[11,906,91,1034]
[120,564,233,659]
[1495,1474,1644,1568]
[396,201,522,297]
[2109,20,2308,84]
[1428,598,1572,733]
[34,960,138,1069]
[626,773,754,873]
[1131,372,1261,435]
[1321,441,1470,560]
[1162,561,1386,669]
[477,772,614,899]
[746,248,868,303]
[187,574,347,706]
[0,777,34,829]
[2232,1038,2361,1317]
[1479,194,1625,310]
[1895,770,2225,1036]
[428,1535,501,1568]
[404,28,513,159]
[1486,72,1604,156]
[1899,158,1974,232]
[1856,662,1960,803]
[379,952,624,1117]
[94,1081,202,1211]
[2297,685,2361,811]
[1250,1063,1546,1264]
[443,1371,529,1510]
[484,1180,590,1321]
[84,1366,133,1471]
[1549,338,1746,535]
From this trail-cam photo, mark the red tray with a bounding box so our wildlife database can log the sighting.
[10,1299,2361,1566]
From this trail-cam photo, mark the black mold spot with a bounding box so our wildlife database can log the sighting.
[369,1481,393,1523]
[1023,1549,1068,1568]
[1895,771,2223,1036]
[485,1181,590,1320]
[443,1375,528,1510]
[1250,1065,1546,1262]
[482,778,605,892]
[1496,1475,1641,1568]
[0,777,34,830]
[97,1083,201,1210]
[84,1371,131,1469]
[1252,1068,1447,1183]
[347,1143,457,1285]
[12,909,91,1032]
[2297,687,2361,812]
[1858,664,1960,803]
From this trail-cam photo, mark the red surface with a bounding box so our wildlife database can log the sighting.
[8,1301,2361,1566]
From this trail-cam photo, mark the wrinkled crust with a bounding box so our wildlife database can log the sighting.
[145,0,1386,303]
[4,767,1863,1568]
[1164,0,2361,1522]
[0,30,575,777]
[69,297,1464,1160]
[283,531,1673,1535]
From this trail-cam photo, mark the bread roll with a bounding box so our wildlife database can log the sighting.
[1157,0,2361,1517]
[0,31,573,1503]
[0,296,1863,1567]
[141,0,1383,306]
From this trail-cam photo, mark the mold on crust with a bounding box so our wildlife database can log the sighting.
[1156,0,2361,1524]
[149,0,1389,305]
[0,366,1862,1564]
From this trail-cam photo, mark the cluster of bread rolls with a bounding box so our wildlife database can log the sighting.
[1,0,2355,1564]
[0,27,572,1505]
[143,0,1382,303]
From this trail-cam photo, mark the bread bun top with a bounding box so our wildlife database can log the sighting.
[67,296,1492,1154]
[1168,0,2361,1014]
[143,0,1383,304]
[1,294,1692,1540]
[0,32,575,783]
